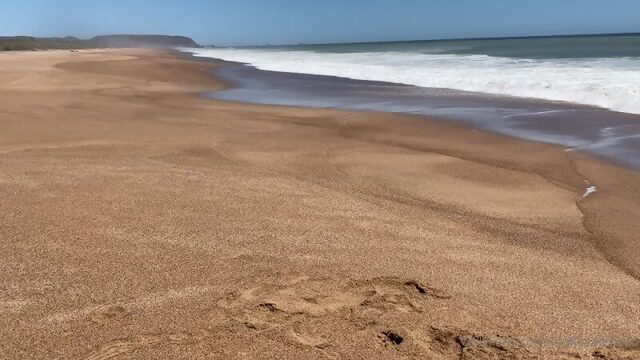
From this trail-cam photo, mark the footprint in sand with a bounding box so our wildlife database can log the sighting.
[223,276,449,320]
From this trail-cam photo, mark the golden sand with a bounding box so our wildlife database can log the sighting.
[0,49,639,359]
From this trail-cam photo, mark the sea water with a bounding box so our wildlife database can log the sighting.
[182,34,640,169]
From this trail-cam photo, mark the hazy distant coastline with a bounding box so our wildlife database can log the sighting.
[0,34,200,51]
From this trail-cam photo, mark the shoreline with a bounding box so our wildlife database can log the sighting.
[186,50,640,171]
[1,49,639,359]
[186,52,640,281]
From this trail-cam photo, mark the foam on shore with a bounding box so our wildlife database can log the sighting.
[185,48,640,115]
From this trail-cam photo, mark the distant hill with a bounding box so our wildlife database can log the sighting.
[0,35,200,51]
[90,35,199,48]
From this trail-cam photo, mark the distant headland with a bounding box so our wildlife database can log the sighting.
[0,34,200,51]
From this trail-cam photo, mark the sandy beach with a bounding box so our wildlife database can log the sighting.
[1,49,639,359]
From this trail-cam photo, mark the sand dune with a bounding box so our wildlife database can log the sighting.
[0,49,639,359]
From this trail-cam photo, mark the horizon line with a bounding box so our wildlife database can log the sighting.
[224,31,640,48]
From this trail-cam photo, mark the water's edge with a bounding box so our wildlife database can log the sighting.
[182,51,640,171]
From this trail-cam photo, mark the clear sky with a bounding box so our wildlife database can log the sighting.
[1,0,640,46]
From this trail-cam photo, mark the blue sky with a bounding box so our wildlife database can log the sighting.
[1,0,639,46]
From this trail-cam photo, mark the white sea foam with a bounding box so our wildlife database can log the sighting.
[185,48,640,114]
[582,186,597,198]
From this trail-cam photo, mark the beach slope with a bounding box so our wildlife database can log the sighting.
[0,49,639,359]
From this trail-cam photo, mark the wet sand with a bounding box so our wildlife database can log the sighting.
[207,62,640,169]
[0,49,639,359]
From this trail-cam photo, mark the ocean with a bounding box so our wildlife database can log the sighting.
[182,34,640,168]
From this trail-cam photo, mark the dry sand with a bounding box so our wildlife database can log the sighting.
[0,49,639,359]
